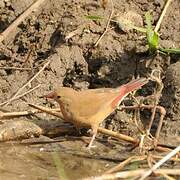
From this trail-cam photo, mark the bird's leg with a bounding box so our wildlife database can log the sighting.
[87,127,98,149]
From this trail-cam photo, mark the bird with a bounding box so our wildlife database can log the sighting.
[45,78,148,148]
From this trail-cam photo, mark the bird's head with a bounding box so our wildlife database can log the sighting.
[45,87,75,105]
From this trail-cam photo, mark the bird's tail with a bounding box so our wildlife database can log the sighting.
[111,78,148,108]
[122,77,148,93]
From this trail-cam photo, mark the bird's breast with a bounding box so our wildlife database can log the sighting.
[60,103,74,121]
[60,102,92,127]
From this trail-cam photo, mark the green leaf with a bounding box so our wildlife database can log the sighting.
[85,15,104,20]
[148,31,159,53]
[145,12,159,54]
[145,12,152,30]
[159,48,180,54]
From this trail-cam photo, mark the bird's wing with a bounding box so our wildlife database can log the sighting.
[72,89,119,118]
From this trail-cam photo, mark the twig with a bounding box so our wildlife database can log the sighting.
[83,168,180,180]
[28,103,63,118]
[104,154,180,176]
[147,70,164,140]
[0,0,46,43]
[65,25,84,41]
[123,103,166,142]
[154,145,179,155]
[104,156,146,174]
[154,0,173,33]
[140,146,180,180]
[0,60,50,106]
[0,85,40,106]
[0,109,41,119]
[0,66,31,71]
[0,106,60,119]
[155,107,166,140]
[1,84,40,106]
[94,0,114,47]
[98,127,138,144]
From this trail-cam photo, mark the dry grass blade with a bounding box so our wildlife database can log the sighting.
[154,0,173,33]
[94,0,114,47]
[104,156,146,174]
[3,84,40,106]
[83,169,180,180]
[140,146,180,180]
[0,66,31,71]
[0,0,46,43]
[84,169,146,180]
[0,85,40,107]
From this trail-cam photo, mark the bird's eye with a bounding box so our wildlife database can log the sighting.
[57,95,61,98]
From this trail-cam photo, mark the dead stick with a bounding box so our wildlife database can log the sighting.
[0,85,40,106]
[155,107,166,140]
[154,0,173,33]
[0,109,41,119]
[140,146,180,180]
[98,127,138,144]
[0,107,60,119]
[0,0,46,43]
[28,103,63,118]
[0,66,31,71]
[84,169,180,180]
[152,155,180,162]
[7,84,40,104]
[121,104,166,141]
[147,104,157,134]
[104,156,146,174]
[154,146,180,157]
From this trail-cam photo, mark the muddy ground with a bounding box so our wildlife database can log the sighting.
[0,0,180,179]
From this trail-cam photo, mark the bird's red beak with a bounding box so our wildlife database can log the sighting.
[44,91,56,99]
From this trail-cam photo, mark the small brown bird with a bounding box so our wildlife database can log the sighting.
[46,78,148,148]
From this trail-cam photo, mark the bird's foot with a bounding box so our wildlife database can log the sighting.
[87,144,96,149]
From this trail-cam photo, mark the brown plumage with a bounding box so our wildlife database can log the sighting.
[46,78,148,148]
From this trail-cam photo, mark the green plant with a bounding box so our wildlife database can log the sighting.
[145,12,159,54]
[85,12,180,55]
